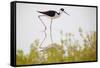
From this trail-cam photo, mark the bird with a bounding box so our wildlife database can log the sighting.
[37,8,70,48]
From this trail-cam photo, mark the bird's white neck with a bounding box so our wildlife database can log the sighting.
[59,10,63,14]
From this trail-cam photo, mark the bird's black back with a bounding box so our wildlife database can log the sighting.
[37,10,57,17]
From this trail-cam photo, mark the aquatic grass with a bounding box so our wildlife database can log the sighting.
[16,28,96,65]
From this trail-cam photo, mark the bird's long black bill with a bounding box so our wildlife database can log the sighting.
[64,11,70,16]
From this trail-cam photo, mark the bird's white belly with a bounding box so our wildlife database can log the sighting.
[53,13,60,19]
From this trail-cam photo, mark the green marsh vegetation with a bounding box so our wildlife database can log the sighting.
[16,28,97,65]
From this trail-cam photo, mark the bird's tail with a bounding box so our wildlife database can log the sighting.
[37,11,43,13]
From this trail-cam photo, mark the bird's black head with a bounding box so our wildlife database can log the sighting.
[60,8,70,16]
[60,8,64,11]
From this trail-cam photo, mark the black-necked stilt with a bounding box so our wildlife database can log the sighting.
[37,8,70,48]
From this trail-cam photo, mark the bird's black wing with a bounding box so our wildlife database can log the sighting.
[37,10,56,17]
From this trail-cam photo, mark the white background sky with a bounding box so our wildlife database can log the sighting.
[16,3,96,54]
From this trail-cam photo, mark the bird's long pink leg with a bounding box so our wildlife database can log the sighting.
[50,18,53,43]
[38,15,47,48]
